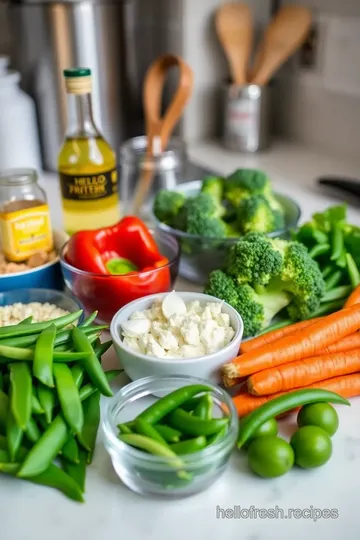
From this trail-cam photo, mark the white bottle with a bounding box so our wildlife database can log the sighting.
[0,66,41,171]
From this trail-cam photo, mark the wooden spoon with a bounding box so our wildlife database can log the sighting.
[132,55,194,216]
[215,2,253,86]
[251,5,312,86]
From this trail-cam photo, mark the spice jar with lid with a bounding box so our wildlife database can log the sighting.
[0,169,53,262]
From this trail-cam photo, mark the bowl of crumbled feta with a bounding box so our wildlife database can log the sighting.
[110,291,243,383]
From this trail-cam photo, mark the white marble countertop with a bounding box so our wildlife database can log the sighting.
[2,140,360,540]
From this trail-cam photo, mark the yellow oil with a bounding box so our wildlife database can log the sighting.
[58,136,120,234]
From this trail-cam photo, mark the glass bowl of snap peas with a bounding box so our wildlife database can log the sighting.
[102,375,238,497]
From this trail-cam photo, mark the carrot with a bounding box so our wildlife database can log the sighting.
[222,305,360,383]
[344,284,360,308]
[240,318,322,354]
[248,349,360,396]
[233,373,360,417]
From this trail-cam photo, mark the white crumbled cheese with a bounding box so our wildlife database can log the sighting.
[0,302,69,326]
[120,292,235,359]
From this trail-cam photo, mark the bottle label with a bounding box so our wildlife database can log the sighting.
[0,204,53,262]
[59,169,118,201]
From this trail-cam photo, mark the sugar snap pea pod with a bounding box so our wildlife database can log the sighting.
[71,365,85,390]
[117,423,133,435]
[80,312,98,327]
[0,389,8,429]
[0,371,3,391]
[207,425,228,446]
[19,316,33,324]
[31,392,44,415]
[78,370,122,402]
[346,253,360,289]
[309,243,331,259]
[193,394,213,420]
[94,340,113,358]
[136,385,212,425]
[25,417,41,443]
[62,448,87,493]
[168,408,229,437]
[37,385,55,424]
[77,391,100,461]
[325,270,343,291]
[33,324,56,387]
[154,425,182,444]
[0,345,90,363]
[62,436,80,464]
[72,327,113,397]
[170,436,207,455]
[0,310,82,340]
[331,223,344,262]
[237,389,350,449]
[0,462,20,474]
[0,449,10,462]
[321,284,352,303]
[119,434,186,470]
[9,363,32,429]
[18,414,68,478]
[6,409,23,461]
[0,434,6,448]
[54,364,83,434]
[134,418,168,445]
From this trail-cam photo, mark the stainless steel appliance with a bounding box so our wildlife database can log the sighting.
[9,0,129,171]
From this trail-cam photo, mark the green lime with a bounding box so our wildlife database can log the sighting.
[247,436,294,478]
[245,418,278,448]
[290,426,332,469]
[106,258,138,275]
[297,402,339,436]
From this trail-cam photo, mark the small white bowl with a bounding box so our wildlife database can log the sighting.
[110,292,243,384]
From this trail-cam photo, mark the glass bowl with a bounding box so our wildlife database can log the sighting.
[102,375,239,498]
[60,230,180,324]
[151,180,301,283]
[0,288,84,324]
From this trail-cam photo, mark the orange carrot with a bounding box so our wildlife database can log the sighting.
[344,284,360,308]
[222,305,360,383]
[233,373,360,417]
[240,318,322,354]
[248,349,360,396]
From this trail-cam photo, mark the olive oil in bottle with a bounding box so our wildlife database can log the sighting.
[58,68,120,234]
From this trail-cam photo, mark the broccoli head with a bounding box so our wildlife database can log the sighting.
[153,190,185,226]
[174,193,227,237]
[237,194,285,234]
[223,169,270,206]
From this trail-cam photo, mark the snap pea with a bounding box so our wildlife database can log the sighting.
[19,316,33,324]
[170,436,207,455]
[309,299,344,318]
[117,423,133,435]
[0,389,8,428]
[33,324,56,387]
[322,265,334,279]
[77,391,100,462]
[0,310,83,340]
[72,327,113,397]
[331,223,344,262]
[0,346,90,363]
[136,385,212,425]
[346,252,360,289]
[154,425,182,444]
[31,392,44,415]
[309,243,330,259]
[78,370,121,402]
[168,408,229,436]
[62,448,87,493]
[237,389,350,448]
[0,372,3,391]
[321,284,352,303]
[118,434,185,470]
[0,434,6,448]
[325,270,343,291]
[24,417,41,443]
[80,312,98,327]
[18,415,68,478]
[207,425,228,446]
[0,462,20,474]
[37,385,55,424]
[0,449,10,461]
[54,364,83,434]
[71,365,85,389]
[193,394,213,420]
[94,340,113,358]
[134,418,168,445]
[9,363,32,429]
[62,436,80,465]
[6,410,23,461]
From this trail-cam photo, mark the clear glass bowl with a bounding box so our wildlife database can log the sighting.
[102,375,239,498]
[151,181,301,283]
[59,230,180,324]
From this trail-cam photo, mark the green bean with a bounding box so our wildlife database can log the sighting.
[18,415,68,478]
[77,391,100,462]
[62,436,80,464]
[325,270,343,291]
[80,312,98,327]
[9,363,32,429]
[6,410,23,461]
[136,385,212,425]
[0,310,83,340]
[0,389,8,429]
[118,434,185,470]
[207,425,228,446]
[31,392,44,415]
[37,385,55,424]
[170,436,207,455]
[331,223,344,261]
[72,328,113,397]
[62,448,87,493]
[94,340,113,358]
[309,243,330,259]
[33,324,56,387]
[24,417,41,443]
[237,389,350,448]
[78,370,121,402]
[346,253,360,289]
[154,425,182,444]
[193,394,213,420]
[134,418,168,445]
[117,423,133,435]
[321,285,352,303]
[168,408,229,437]
[71,365,85,389]
[321,265,334,279]
[54,364,83,434]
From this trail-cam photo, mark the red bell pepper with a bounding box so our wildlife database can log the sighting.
[65,217,172,322]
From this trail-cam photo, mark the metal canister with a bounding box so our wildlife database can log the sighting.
[221,84,271,152]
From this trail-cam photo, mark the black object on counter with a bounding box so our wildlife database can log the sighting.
[318,177,360,200]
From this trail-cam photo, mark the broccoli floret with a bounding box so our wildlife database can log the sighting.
[223,169,270,206]
[237,194,285,234]
[204,270,240,307]
[225,222,240,238]
[174,193,227,237]
[153,190,185,226]
[201,176,226,218]
[226,233,284,286]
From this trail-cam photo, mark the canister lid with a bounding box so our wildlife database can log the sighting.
[63,67,91,78]
[63,67,92,94]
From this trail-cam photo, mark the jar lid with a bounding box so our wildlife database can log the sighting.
[63,67,91,78]
[63,67,92,94]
